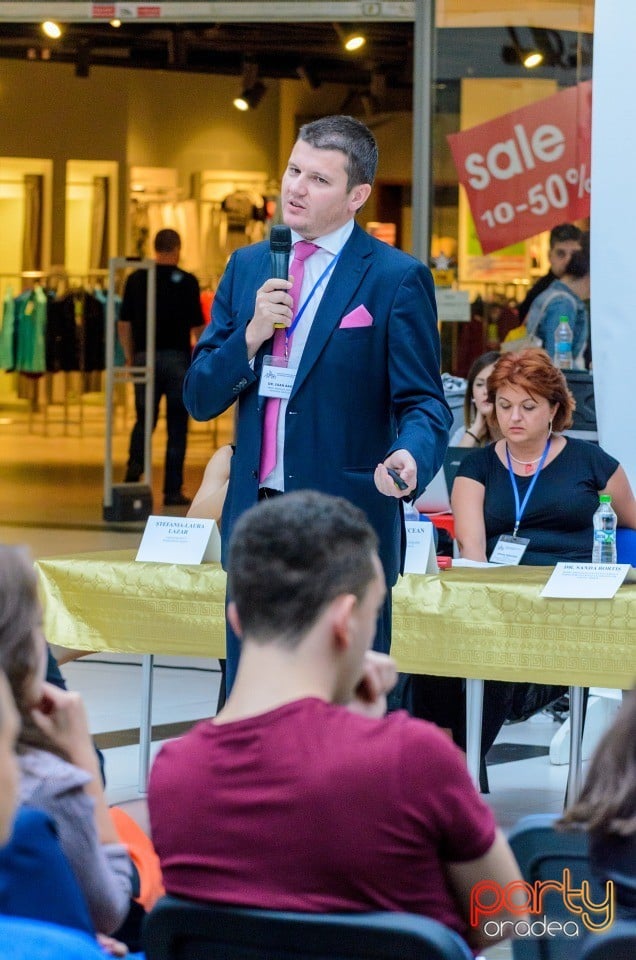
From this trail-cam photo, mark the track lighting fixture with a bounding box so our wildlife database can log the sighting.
[296,64,320,91]
[333,24,366,53]
[501,26,567,70]
[41,21,62,40]
[233,59,267,112]
[233,81,267,111]
[501,27,542,69]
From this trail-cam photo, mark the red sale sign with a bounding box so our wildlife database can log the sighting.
[447,82,591,254]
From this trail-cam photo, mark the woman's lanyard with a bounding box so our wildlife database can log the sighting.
[505,437,551,538]
[284,250,342,354]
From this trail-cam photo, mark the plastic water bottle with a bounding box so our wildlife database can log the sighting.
[592,495,617,564]
[553,316,573,369]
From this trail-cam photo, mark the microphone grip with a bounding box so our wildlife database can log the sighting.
[270,251,290,328]
[270,252,289,282]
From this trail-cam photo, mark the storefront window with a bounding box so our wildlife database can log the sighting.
[432,1,594,373]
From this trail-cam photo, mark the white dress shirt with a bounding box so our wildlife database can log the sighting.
[261,219,355,491]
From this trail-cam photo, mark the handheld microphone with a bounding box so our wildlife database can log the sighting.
[270,225,292,329]
[270,224,291,279]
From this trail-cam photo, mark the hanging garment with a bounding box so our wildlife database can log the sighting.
[0,287,16,370]
[15,286,47,374]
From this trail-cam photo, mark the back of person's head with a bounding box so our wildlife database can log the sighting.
[549,223,582,248]
[0,547,53,757]
[298,115,378,190]
[487,349,575,432]
[564,231,590,279]
[153,228,181,254]
[463,350,500,426]
[0,669,19,844]
[228,490,379,647]
[560,688,636,837]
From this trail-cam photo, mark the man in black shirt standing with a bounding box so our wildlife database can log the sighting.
[118,229,204,506]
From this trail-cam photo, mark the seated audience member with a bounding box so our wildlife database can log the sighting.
[560,688,636,919]
[525,232,590,367]
[450,351,501,447]
[0,668,105,959]
[0,546,133,937]
[187,443,233,523]
[452,348,636,565]
[148,491,524,952]
[517,222,582,322]
[427,349,636,758]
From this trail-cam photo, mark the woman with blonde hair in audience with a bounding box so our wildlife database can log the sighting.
[0,545,132,938]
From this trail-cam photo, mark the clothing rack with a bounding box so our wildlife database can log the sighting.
[0,276,125,437]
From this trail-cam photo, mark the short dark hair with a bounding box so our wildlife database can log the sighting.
[487,348,575,432]
[549,223,582,248]
[227,490,379,647]
[154,228,181,254]
[298,115,378,191]
[564,231,590,279]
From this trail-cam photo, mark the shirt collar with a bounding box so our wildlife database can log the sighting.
[290,219,354,256]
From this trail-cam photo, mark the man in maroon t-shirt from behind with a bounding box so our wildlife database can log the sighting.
[148,490,524,952]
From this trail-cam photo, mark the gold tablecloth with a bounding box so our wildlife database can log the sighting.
[36,551,636,688]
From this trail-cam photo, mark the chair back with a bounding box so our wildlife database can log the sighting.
[577,920,636,959]
[508,814,605,960]
[143,896,474,960]
[616,528,636,565]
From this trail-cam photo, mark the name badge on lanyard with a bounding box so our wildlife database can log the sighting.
[258,355,298,400]
[257,248,342,402]
[489,438,551,565]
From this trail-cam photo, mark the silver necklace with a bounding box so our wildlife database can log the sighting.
[506,448,543,466]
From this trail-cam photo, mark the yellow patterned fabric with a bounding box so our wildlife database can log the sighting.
[36,552,636,688]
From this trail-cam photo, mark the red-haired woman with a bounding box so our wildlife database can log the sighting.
[452,348,636,565]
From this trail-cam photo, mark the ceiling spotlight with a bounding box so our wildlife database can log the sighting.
[501,28,542,70]
[233,80,267,111]
[334,24,366,53]
[110,19,122,28]
[344,32,366,52]
[41,21,62,39]
[523,50,544,69]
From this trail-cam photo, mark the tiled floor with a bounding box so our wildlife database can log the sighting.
[0,398,617,960]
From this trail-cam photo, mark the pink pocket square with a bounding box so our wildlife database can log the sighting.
[339,305,373,329]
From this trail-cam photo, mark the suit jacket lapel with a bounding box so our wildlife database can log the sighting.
[290,224,373,399]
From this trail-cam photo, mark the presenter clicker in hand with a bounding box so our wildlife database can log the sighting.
[184,114,452,693]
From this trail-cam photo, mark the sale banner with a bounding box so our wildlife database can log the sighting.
[447,81,591,254]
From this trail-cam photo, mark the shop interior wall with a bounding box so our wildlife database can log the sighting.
[0,59,281,266]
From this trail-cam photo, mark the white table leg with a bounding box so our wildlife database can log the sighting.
[466,678,484,790]
[138,654,154,794]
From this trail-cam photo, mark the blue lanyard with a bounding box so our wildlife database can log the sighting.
[285,250,342,345]
[505,438,551,538]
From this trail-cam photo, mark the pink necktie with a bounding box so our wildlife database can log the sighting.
[259,241,319,482]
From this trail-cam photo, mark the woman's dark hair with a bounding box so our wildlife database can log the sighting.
[487,348,575,432]
[462,351,500,430]
[560,689,636,837]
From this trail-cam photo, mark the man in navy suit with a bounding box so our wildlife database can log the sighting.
[184,115,451,691]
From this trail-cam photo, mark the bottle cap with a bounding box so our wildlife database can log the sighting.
[599,494,612,503]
